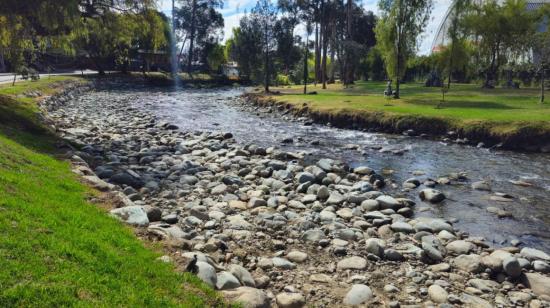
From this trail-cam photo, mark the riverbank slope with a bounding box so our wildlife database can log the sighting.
[247,82,550,151]
[0,77,222,307]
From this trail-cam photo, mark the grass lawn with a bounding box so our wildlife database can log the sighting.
[0,78,224,307]
[269,81,549,123]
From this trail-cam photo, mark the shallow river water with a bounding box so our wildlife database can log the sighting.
[101,85,550,252]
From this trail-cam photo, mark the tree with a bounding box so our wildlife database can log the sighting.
[375,0,433,98]
[252,0,278,92]
[532,4,550,103]
[0,0,162,77]
[444,0,469,88]
[463,0,537,88]
[226,19,263,82]
[205,43,226,72]
[175,0,224,74]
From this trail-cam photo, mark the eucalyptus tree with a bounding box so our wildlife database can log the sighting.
[252,0,279,92]
[375,0,433,98]
[174,0,224,74]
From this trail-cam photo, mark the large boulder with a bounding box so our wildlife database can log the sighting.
[337,256,367,270]
[222,287,270,308]
[343,284,373,305]
[522,272,550,297]
[419,189,446,203]
[275,292,306,308]
[110,206,149,226]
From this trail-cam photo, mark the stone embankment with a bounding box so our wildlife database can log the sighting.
[39,86,550,307]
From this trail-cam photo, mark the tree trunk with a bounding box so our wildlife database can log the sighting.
[542,66,546,104]
[394,40,400,99]
[314,23,320,86]
[12,73,16,86]
[0,52,5,73]
[329,46,335,83]
[447,42,454,89]
[321,27,328,89]
[303,30,309,94]
[187,0,197,75]
[264,28,269,93]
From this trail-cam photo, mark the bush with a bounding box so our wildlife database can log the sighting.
[275,74,291,86]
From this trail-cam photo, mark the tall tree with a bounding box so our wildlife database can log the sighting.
[253,0,278,92]
[375,0,433,98]
[463,0,536,88]
[175,0,224,74]
[444,0,469,88]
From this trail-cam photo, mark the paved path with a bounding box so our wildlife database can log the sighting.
[0,70,99,84]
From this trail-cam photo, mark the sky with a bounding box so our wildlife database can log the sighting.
[158,0,452,55]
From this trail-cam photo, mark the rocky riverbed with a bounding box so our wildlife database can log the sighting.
[39,84,550,307]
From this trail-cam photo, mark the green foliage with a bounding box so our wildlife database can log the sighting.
[375,0,433,96]
[463,0,538,86]
[275,74,291,86]
[0,1,167,75]
[0,78,224,307]
[206,43,226,72]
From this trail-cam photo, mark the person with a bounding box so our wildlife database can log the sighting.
[384,79,393,97]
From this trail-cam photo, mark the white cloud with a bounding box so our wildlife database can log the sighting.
[223,13,246,41]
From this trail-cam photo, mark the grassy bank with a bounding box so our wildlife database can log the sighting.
[257,81,550,150]
[0,78,223,307]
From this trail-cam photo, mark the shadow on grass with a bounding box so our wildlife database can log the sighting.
[406,99,520,110]
[0,95,60,154]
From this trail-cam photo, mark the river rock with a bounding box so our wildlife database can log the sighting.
[390,221,414,233]
[343,284,373,305]
[272,257,296,269]
[326,192,346,205]
[520,247,550,261]
[471,181,491,191]
[196,261,217,287]
[110,206,149,226]
[419,189,446,203]
[337,256,367,271]
[502,257,522,278]
[216,271,242,290]
[354,166,374,175]
[376,195,401,210]
[446,240,474,255]
[522,272,550,297]
[317,186,330,200]
[428,284,448,303]
[222,287,270,308]
[301,229,326,243]
[248,197,267,208]
[287,251,308,263]
[452,254,483,273]
[533,260,550,273]
[460,293,492,308]
[229,264,256,287]
[365,238,385,258]
[468,278,499,293]
[275,292,306,308]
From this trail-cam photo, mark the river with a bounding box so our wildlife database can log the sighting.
[98,85,550,252]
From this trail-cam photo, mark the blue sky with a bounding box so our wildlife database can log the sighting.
[158,0,451,54]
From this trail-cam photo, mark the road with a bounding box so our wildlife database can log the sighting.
[0,70,100,84]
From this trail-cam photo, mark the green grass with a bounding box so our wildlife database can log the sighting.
[0,78,224,307]
[265,81,550,139]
